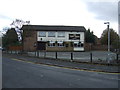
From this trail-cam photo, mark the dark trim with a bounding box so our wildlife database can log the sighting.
[21,25,86,32]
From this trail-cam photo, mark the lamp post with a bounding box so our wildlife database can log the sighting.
[104,22,110,52]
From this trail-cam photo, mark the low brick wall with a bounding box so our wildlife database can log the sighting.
[85,43,107,51]
[8,46,23,51]
[92,45,107,51]
[46,47,73,52]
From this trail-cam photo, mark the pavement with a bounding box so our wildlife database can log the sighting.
[27,51,120,62]
[3,53,120,73]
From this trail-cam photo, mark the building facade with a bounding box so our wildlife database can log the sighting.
[22,25,86,51]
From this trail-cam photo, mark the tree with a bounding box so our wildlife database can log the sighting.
[10,19,30,41]
[2,28,19,49]
[100,28,120,50]
[85,28,97,44]
[1,19,30,50]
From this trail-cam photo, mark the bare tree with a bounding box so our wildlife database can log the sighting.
[10,19,30,41]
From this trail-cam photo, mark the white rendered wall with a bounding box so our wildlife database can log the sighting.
[37,31,84,43]
[74,47,84,51]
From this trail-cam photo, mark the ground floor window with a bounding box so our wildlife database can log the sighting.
[48,41,55,47]
[81,43,84,47]
[74,42,84,47]
[47,41,84,48]
[58,41,64,47]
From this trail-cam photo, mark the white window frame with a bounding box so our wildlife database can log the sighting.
[57,41,64,47]
[38,32,46,37]
[48,32,55,37]
[57,32,65,37]
[74,42,81,47]
[48,41,55,47]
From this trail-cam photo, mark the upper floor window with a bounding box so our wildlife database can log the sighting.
[57,32,65,37]
[38,32,46,37]
[48,32,55,37]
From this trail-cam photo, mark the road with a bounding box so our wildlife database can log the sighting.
[2,55,119,88]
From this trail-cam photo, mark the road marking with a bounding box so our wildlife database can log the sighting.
[12,58,22,61]
[11,58,120,75]
[12,58,35,64]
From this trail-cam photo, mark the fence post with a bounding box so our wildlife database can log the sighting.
[116,53,119,63]
[71,52,73,61]
[56,52,57,59]
[34,51,36,57]
[37,51,39,57]
[44,51,46,58]
[116,53,118,60]
[90,52,92,63]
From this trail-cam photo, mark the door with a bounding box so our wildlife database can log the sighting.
[37,41,46,50]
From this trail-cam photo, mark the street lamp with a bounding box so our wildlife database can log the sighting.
[104,22,110,52]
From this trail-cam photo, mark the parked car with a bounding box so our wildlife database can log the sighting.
[0,47,3,50]
[0,47,6,51]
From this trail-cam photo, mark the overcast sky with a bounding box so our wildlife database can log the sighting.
[0,0,119,37]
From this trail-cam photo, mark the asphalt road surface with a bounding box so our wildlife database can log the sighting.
[2,56,119,88]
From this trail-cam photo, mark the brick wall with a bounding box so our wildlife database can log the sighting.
[85,43,108,51]
[8,46,22,51]
[23,30,37,51]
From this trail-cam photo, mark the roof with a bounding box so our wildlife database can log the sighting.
[21,25,86,32]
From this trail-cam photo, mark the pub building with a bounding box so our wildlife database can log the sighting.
[21,25,86,51]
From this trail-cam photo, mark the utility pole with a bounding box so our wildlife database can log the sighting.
[104,22,110,52]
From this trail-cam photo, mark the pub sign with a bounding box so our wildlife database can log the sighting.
[69,34,80,40]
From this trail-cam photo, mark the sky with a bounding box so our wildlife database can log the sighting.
[0,0,119,38]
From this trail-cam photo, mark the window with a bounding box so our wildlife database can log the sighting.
[57,32,65,37]
[58,41,64,47]
[38,32,46,37]
[48,32,55,37]
[48,41,55,47]
[74,42,81,47]
[81,43,84,47]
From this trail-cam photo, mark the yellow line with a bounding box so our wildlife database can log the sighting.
[12,58,35,64]
[11,58,120,75]
[58,66,120,75]
[12,58,22,61]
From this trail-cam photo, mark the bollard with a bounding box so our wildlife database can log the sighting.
[71,52,73,61]
[56,52,57,59]
[90,52,92,63]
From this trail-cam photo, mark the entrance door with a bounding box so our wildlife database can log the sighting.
[37,41,46,50]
